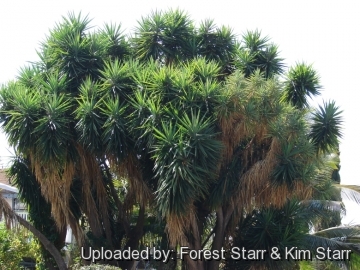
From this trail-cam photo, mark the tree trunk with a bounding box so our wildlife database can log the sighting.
[104,162,130,234]
[16,215,68,270]
[121,205,146,270]
[190,215,205,270]
[207,207,225,270]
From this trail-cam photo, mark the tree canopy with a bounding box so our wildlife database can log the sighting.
[0,10,356,270]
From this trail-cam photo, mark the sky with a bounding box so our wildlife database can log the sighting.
[0,0,359,223]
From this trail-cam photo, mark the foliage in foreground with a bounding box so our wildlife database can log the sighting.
[0,223,42,269]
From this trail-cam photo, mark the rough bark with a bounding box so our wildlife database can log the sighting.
[191,215,205,270]
[103,162,130,235]
[207,207,225,270]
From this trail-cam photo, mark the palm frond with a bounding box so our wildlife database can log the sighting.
[337,185,360,204]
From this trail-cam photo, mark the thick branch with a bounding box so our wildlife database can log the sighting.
[208,207,225,270]
[103,161,130,234]
[122,205,146,269]
[1,195,67,269]
[17,215,68,270]
[190,215,205,270]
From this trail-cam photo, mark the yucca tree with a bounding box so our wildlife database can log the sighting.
[0,10,352,270]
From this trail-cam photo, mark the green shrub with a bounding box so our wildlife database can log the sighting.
[0,223,42,269]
